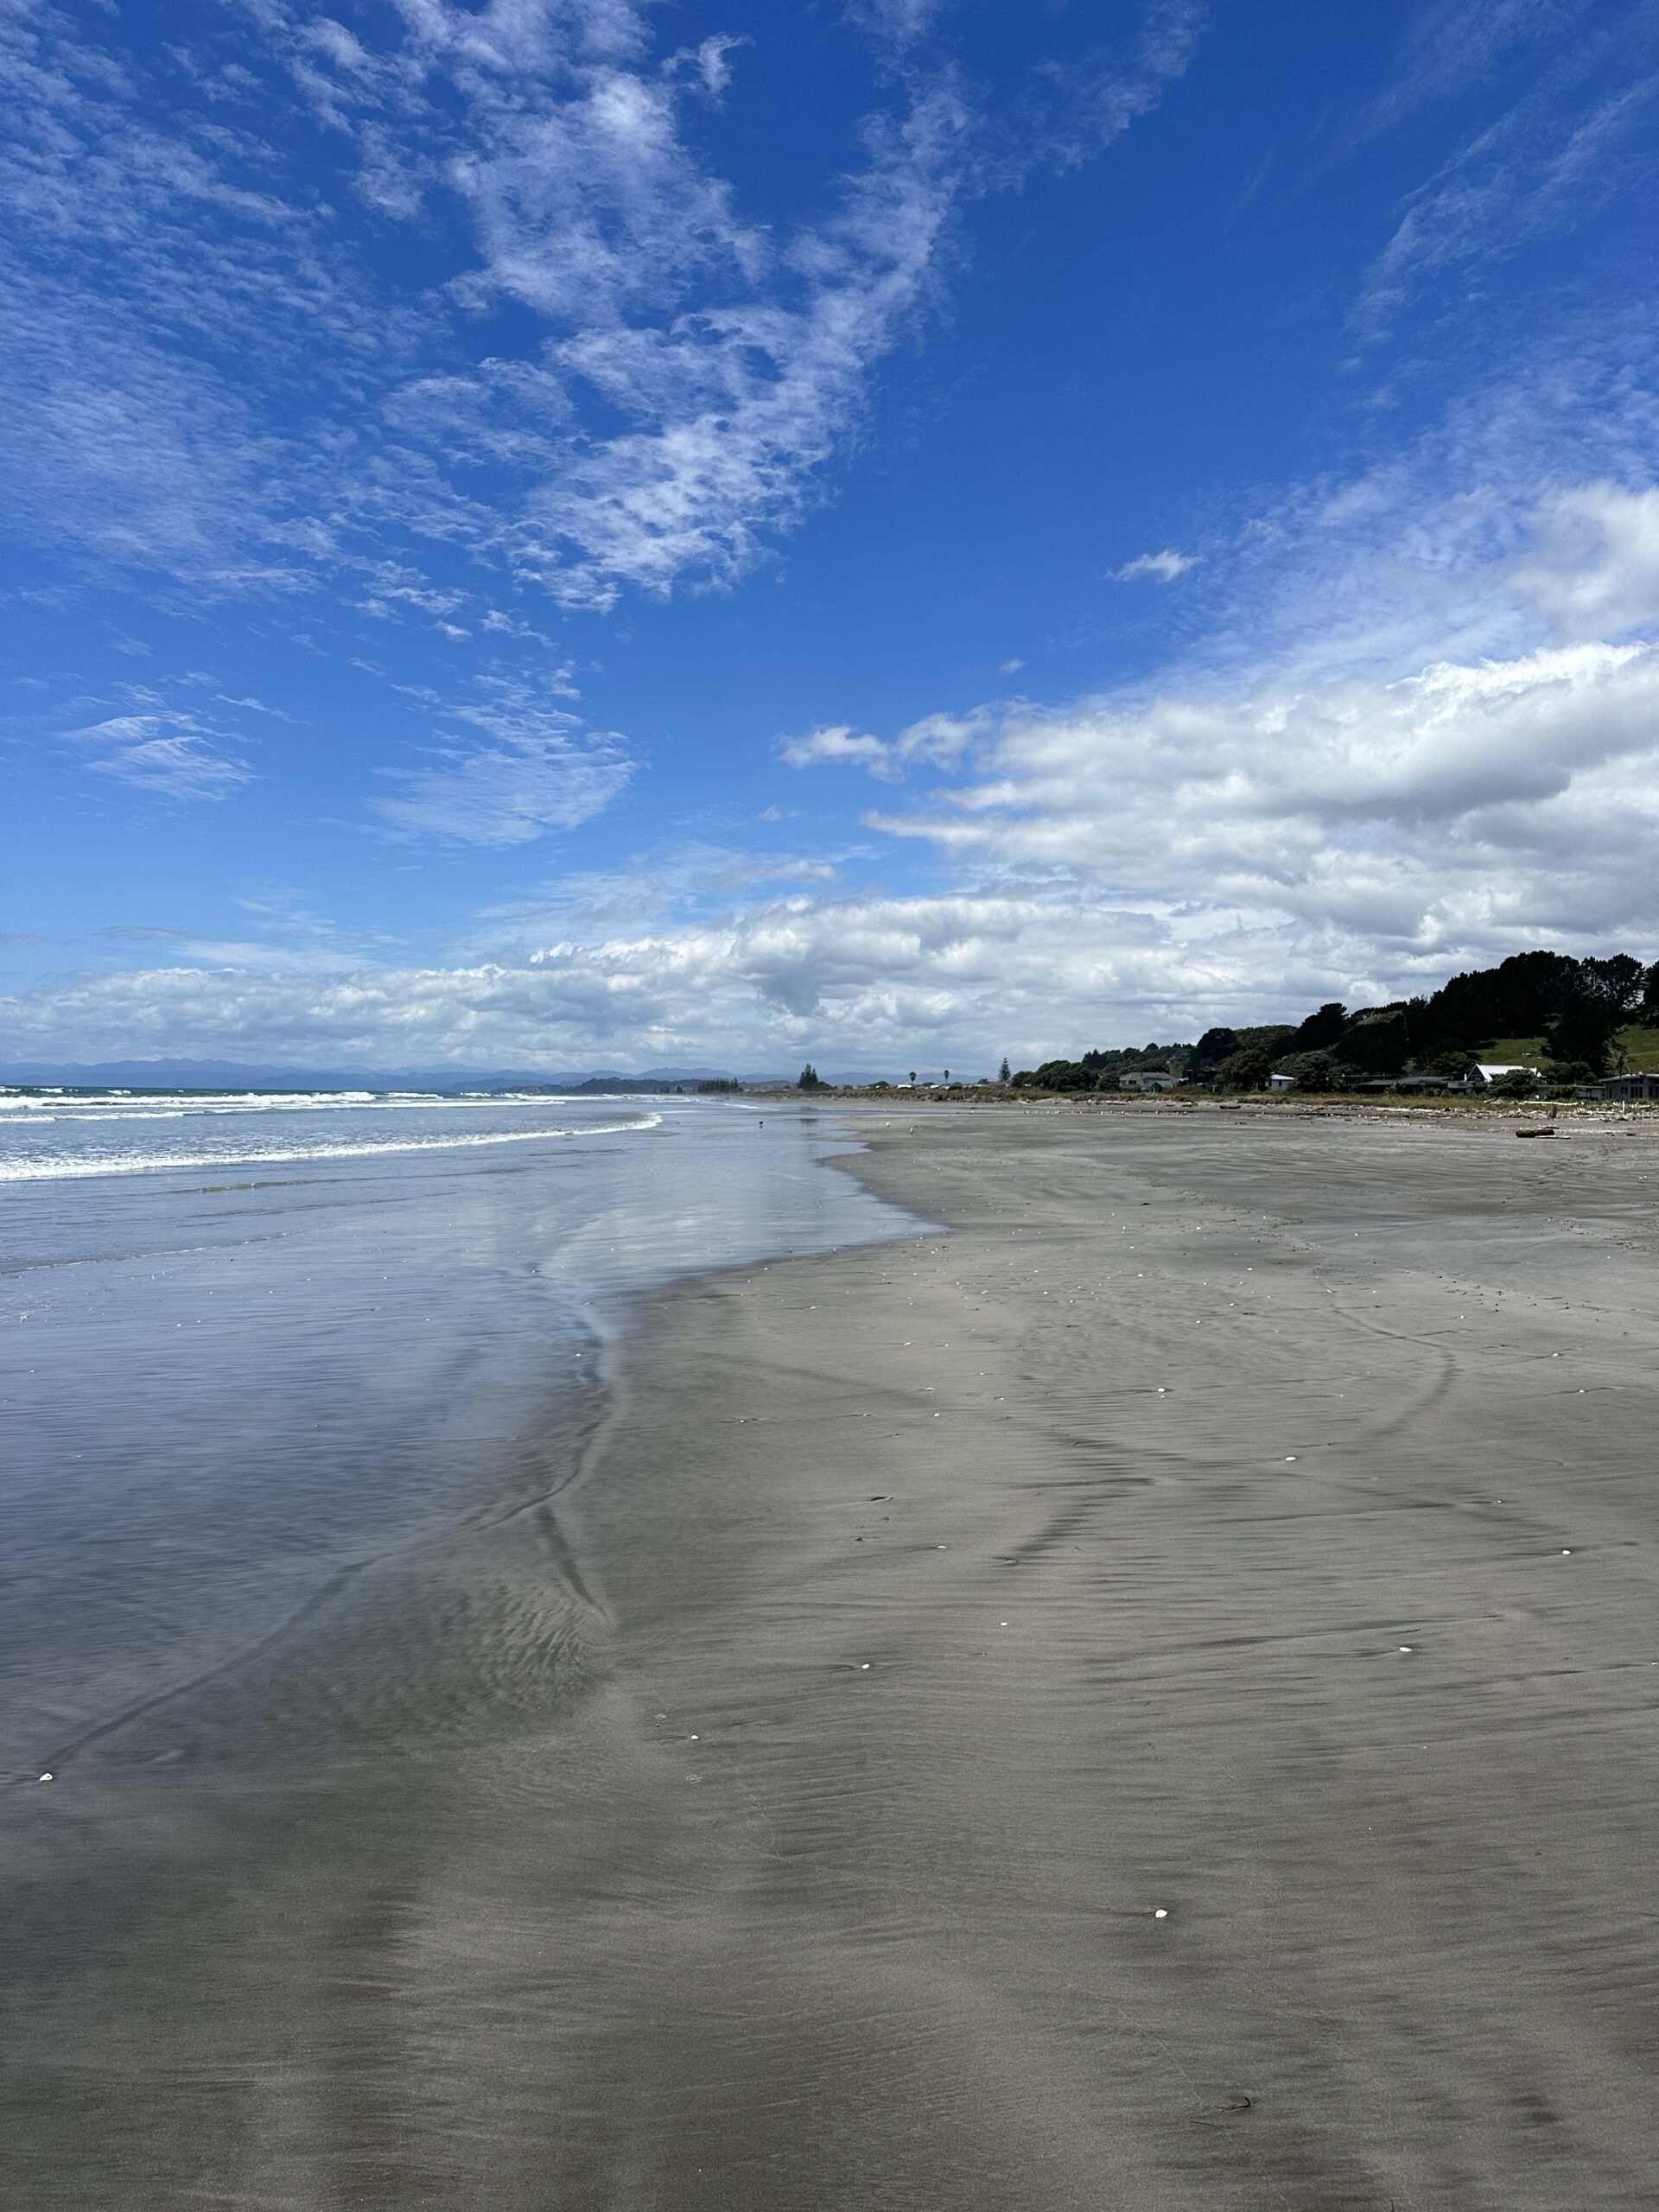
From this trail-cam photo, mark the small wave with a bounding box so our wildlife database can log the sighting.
[0,1091,591,1127]
[0,1115,662,1182]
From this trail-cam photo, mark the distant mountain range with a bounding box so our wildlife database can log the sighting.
[0,1057,845,1091]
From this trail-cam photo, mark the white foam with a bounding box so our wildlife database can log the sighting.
[0,1114,662,1182]
[0,1090,594,1128]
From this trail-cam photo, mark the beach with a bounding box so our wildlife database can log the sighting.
[8,1103,1659,2207]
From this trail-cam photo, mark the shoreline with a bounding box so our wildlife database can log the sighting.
[807,1086,1659,1130]
[8,1105,1659,2206]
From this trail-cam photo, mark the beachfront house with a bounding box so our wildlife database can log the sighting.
[1120,1070,1180,1092]
[1267,1071,1295,1091]
[1465,1063,1541,1089]
[1585,1072,1659,1102]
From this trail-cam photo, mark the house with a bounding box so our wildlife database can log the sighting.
[1120,1070,1180,1093]
[1585,1072,1659,1102]
[1466,1063,1540,1088]
[1267,1071,1296,1091]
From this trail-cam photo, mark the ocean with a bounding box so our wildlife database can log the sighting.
[0,1086,910,1782]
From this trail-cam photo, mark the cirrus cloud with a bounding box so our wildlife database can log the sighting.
[0,0,1203,611]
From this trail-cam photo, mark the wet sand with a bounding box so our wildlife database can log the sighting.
[8,1107,1659,2207]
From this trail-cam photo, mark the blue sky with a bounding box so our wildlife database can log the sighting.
[5,0,1659,1073]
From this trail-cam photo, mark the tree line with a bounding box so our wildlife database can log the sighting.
[1008,950,1659,1096]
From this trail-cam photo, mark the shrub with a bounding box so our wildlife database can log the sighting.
[1488,1068,1541,1099]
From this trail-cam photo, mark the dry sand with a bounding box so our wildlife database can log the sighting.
[8,1105,1659,2208]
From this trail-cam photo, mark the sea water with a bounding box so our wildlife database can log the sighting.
[0,1089,910,1777]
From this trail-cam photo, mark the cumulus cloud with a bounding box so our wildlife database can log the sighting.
[17,597,1659,1071]
[776,724,897,777]
[755,462,1659,1046]
[779,709,980,780]
[29,437,1656,1071]
[866,643,1659,942]
[1110,548,1198,583]
[0,893,1255,1071]
[1510,481,1659,639]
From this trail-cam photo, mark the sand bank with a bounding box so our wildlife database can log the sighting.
[8,1106,1659,2208]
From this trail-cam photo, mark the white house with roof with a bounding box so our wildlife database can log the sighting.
[1466,1063,1541,1088]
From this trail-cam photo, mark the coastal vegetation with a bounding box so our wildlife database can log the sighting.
[1005,950,1659,1097]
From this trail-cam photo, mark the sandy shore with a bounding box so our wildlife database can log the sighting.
[8,1105,1659,2208]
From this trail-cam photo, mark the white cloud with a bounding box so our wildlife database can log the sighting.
[1342,1,1589,145]
[843,0,947,46]
[65,710,252,798]
[505,83,972,607]
[867,641,1659,938]
[1110,548,1197,583]
[0,893,1244,1071]
[776,723,897,777]
[0,1,1201,613]
[1510,481,1659,639]
[779,709,981,780]
[16,796,1651,1068]
[374,733,630,846]
[754,462,1659,1040]
[1352,11,1659,338]
[472,843,849,957]
[366,671,629,845]
[11,597,1659,1065]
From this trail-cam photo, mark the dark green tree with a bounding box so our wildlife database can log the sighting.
[998,1057,1012,1084]
[1190,1027,1242,1078]
[1285,1049,1358,1093]
[1290,1001,1348,1052]
[1028,1059,1098,1091]
[1580,955,1646,1014]
[1341,1012,1408,1074]
[798,1063,824,1090]
[1216,1047,1271,1090]
[1546,996,1617,1074]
